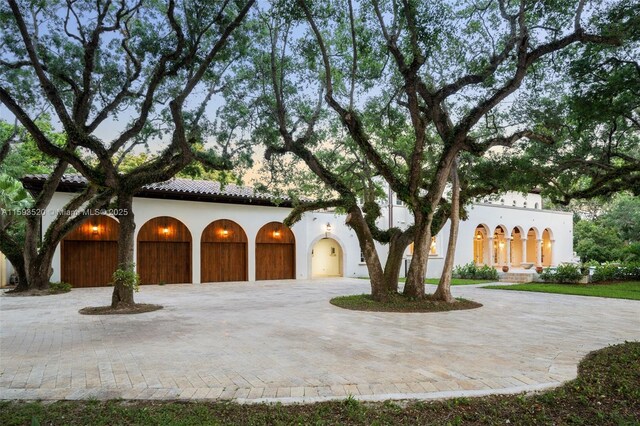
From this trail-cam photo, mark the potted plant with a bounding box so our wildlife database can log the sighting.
[535,266,544,274]
[502,265,509,273]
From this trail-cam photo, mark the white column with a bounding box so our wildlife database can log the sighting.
[536,238,542,266]
[506,237,512,268]
[521,238,527,264]
[550,239,556,266]
[488,237,494,266]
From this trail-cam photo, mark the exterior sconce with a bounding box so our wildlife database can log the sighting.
[325,223,332,232]
[222,226,229,236]
[91,225,99,235]
[162,227,169,235]
[476,232,482,240]
[273,229,281,237]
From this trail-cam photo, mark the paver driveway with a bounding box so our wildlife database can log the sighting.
[1,278,638,403]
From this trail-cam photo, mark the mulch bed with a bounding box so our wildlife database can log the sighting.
[330,293,482,313]
[2,287,69,297]
[78,304,163,315]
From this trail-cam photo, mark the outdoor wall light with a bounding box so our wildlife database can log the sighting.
[91,225,99,235]
[273,229,281,237]
[222,226,229,236]
[162,227,169,235]
[476,233,482,240]
[325,223,332,232]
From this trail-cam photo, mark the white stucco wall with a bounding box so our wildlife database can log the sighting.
[44,189,573,283]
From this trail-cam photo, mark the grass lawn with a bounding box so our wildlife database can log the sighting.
[484,281,640,300]
[2,342,638,425]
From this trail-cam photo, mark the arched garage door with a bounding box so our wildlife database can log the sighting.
[137,216,192,284]
[61,215,119,287]
[201,219,248,282]
[256,222,295,280]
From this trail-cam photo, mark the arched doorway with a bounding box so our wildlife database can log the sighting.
[493,225,507,265]
[137,216,192,284]
[311,238,343,277]
[255,222,295,280]
[473,224,489,265]
[511,227,524,267]
[542,228,553,267]
[201,219,248,282]
[526,227,538,264]
[61,215,119,287]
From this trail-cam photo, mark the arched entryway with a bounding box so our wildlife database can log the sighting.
[201,219,248,282]
[311,237,343,277]
[542,228,553,267]
[493,225,508,266]
[137,216,192,284]
[526,227,538,264]
[61,215,119,287]
[473,224,489,265]
[511,226,524,267]
[255,222,295,280]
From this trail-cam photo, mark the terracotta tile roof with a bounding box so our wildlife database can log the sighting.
[21,174,291,207]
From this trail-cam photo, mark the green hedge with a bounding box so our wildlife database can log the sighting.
[453,262,499,280]
[539,264,583,284]
[592,263,640,282]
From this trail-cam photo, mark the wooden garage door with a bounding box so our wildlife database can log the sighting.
[255,222,295,280]
[137,216,192,285]
[137,241,191,284]
[201,219,248,283]
[62,241,118,287]
[61,215,119,288]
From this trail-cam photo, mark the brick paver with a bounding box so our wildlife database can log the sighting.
[1,279,638,402]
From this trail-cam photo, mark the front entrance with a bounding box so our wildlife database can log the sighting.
[311,238,343,277]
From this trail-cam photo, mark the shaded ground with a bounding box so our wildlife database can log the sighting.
[1,342,638,425]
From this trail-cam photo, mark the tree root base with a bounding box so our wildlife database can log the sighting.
[79,304,163,315]
[330,293,482,313]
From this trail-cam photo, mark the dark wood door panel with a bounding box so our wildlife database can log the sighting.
[201,242,247,282]
[62,241,118,287]
[256,243,295,280]
[137,241,191,284]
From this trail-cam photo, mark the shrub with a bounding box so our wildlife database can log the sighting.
[592,263,622,282]
[539,264,583,284]
[453,262,499,280]
[49,281,72,293]
[112,267,141,292]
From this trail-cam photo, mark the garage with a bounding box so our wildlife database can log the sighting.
[137,216,192,284]
[61,215,119,287]
[201,219,248,282]
[256,222,295,280]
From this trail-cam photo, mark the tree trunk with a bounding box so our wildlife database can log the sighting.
[111,194,136,308]
[23,214,52,290]
[403,220,431,298]
[433,158,460,303]
[383,232,412,294]
[345,206,388,301]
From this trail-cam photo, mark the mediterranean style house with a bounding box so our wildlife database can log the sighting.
[20,175,574,287]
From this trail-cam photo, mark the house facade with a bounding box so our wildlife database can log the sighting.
[24,175,574,287]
